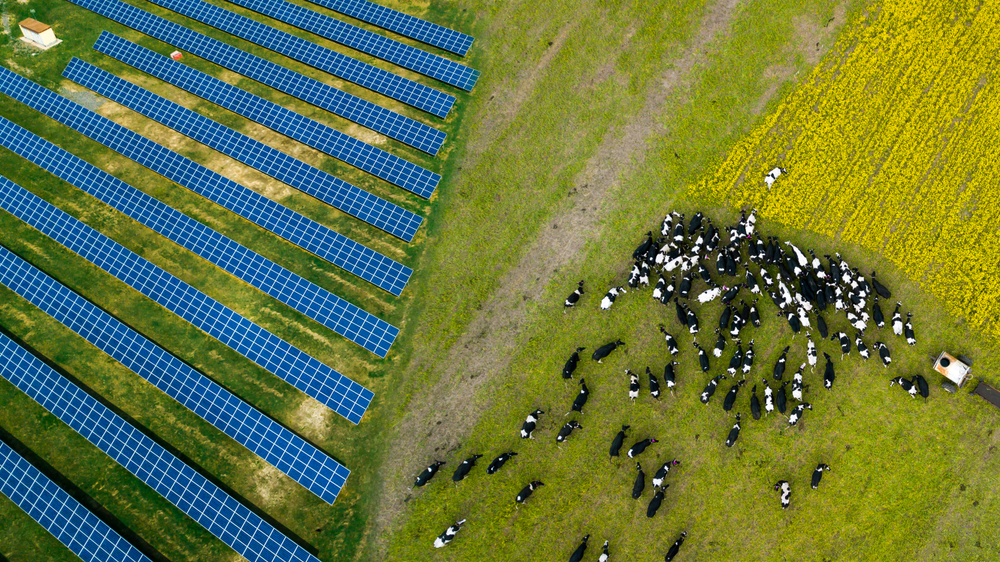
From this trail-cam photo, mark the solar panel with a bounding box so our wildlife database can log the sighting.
[0,333,322,562]
[0,440,152,562]
[146,0,455,117]
[0,175,374,428]
[0,65,415,295]
[0,115,397,358]
[0,244,351,505]
[303,0,474,56]
[223,0,479,90]
[66,0,446,155]
[94,33,441,197]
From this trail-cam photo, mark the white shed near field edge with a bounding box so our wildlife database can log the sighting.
[19,19,61,49]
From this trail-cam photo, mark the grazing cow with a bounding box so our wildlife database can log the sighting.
[727,342,744,376]
[660,326,680,355]
[783,311,802,334]
[749,300,761,327]
[639,262,651,287]
[788,403,812,426]
[557,421,583,443]
[816,313,829,339]
[873,296,886,328]
[663,362,678,394]
[678,273,693,299]
[847,311,867,332]
[675,299,689,326]
[487,452,517,475]
[601,287,627,310]
[912,374,929,399]
[652,460,681,487]
[562,347,586,380]
[569,535,589,562]
[565,281,585,307]
[661,212,677,237]
[723,380,746,412]
[672,219,686,243]
[515,480,544,504]
[773,346,789,380]
[592,340,625,363]
[659,275,677,304]
[697,283,722,304]
[747,384,762,421]
[632,462,646,499]
[719,305,733,332]
[746,269,761,295]
[570,379,590,414]
[686,307,700,337]
[725,413,742,447]
[891,302,903,335]
[633,232,654,260]
[745,208,757,236]
[694,343,710,373]
[871,271,892,298]
[647,485,668,517]
[823,353,835,390]
[700,374,727,404]
[742,340,755,375]
[721,285,740,305]
[804,334,816,370]
[904,313,916,345]
[664,531,687,561]
[689,212,704,234]
[889,376,917,397]
[609,425,631,458]
[433,519,466,548]
[776,382,788,414]
[762,379,774,414]
[855,333,870,360]
[520,409,545,439]
[628,370,641,402]
[792,363,805,401]
[875,341,892,367]
[774,481,791,509]
[598,540,610,562]
[648,367,661,399]
[652,275,667,301]
[713,329,727,358]
[414,460,445,487]
[832,332,850,359]
[627,262,642,288]
[452,454,483,482]
[627,438,658,459]
[811,464,831,489]
[715,250,727,277]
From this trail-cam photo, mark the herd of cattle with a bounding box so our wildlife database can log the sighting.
[412,206,924,559]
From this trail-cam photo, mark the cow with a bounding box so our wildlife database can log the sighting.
[904,313,916,346]
[823,353,835,390]
[816,313,829,339]
[562,347,586,380]
[414,460,445,487]
[515,481,544,505]
[875,341,892,367]
[564,281,585,308]
[451,454,483,482]
[742,339,756,375]
[600,287,627,310]
[688,212,704,234]
[632,462,646,499]
[686,306,700,337]
[792,363,805,401]
[675,298,689,326]
[664,531,687,561]
[871,271,892,298]
[638,262,651,287]
[856,333,870,360]
[749,384,762,420]
[647,367,661,399]
[783,311,802,334]
[568,535,589,562]
[570,379,590,414]
[713,329,727,358]
[663,362,678,394]
[633,231,654,260]
[762,379,774,414]
[719,305,733,332]
[520,409,544,439]
[556,421,583,443]
[433,519,466,548]
[912,374,929,399]
[697,282,722,304]
[609,425,630,458]
[628,370,641,402]
[776,381,788,414]
[889,376,917,397]
[694,343,710,373]
[873,295,885,328]
[749,300,761,326]
[652,275,668,301]
[788,403,812,426]
[486,452,517,475]
[891,302,903,335]
[647,485,668,518]
[592,340,625,363]
[811,464,831,489]
[774,480,791,508]
[700,374,727,404]
[660,326,680,355]
[598,540,610,562]
[725,413,742,447]
[627,438,658,459]
[727,342,743,376]
[678,273,693,299]
[661,212,678,237]
[652,460,681,488]
[723,380,745,412]
[773,346,789,380]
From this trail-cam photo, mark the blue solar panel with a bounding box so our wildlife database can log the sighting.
[66,0,446,155]
[0,441,152,562]
[94,34,442,197]
[146,0,454,117]
[0,65,414,295]
[0,175,374,427]
[0,244,351,505]
[224,0,479,90]
[304,0,474,56]
[0,333,321,562]
[0,115,397,358]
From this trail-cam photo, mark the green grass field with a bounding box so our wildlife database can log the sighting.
[0,0,998,561]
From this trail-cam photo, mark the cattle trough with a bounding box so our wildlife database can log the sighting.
[933,352,972,393]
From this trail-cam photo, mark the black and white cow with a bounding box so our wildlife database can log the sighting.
[773,346,789,380]
[875,341,892,367]
[762,379,774,415]
[792,363,805,401]
[723,380,745,412]
[719,305,733,332]
[686,306,700,337]
[564,281,585,308]
[828,332,848,359]
[694,343,710,373]
[697,282,722,304]
[661,212,678,237]
[660,326,680,355]
[632,462,646,499]
[638,262,651,287]
[788,403,813,426]
[891,302,903,335]
[598,540,610,562]
[568,535,590,562]
[678,273,693,299]
[750,385,762,420]
[725,413,742,447]
[823,353,835,390]
[774,480,791,508]
[515,480,544,504]
[912,374,929,399]
[609,425,630,458]
[727,342,743,376]
[664,531,687,561]
[451,454,483,482]
[562,347,586,380]
[811,463,831,489]
[700,374,727,404]
[742,340,755,375]
[855,333,870,360]
[873,295,885,328]
[647,367,661,399]
[600,287,627,310]
[592,340,625,363]
[776,382,788,414]
[627,370,641,403]
[414,460,445,487]
[486,452,517,475]
[652,460,681,488]
[889,376,917,397]
[807,333,818,370]
[433,519,466,548]
[749,300,761,327]
[663,362,678,394]
[713,329,727,358]
[556,421,583,443]
[570,379,590,414]
[689,211,704,234]
[627,438,658,459]
[652,275,667,301]
[647,485,668,518]
[520,409,544,439]
[904,312,916,345]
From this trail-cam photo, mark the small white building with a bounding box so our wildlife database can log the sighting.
[19,19,61,50]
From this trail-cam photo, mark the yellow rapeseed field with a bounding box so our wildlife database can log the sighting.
[692,0,1000,341]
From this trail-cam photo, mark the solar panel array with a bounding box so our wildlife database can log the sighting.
[0,243,351,504]
[0,65,415,296]
[0,440,152,562]
[0,115,397,358]
[224,0,479,90]
[146,0,454,117]
[0,331,322,562]
[66,0,446,155]
[94,33,441,197]
[304,0,474,56]
[0,175,373,426]
[64,61,434,222]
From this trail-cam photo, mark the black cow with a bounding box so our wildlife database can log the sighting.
[689,212,703,234]
[750,385,762,420]
[776,381,788,414]
[647,367,661,399]
[487,452,517,475]
[823,353,835,390]
[564,281,585,307]
[592,340,625,363]
[569,535,589,562]
[719,305,733,331]
[694,343,710,372]
[433,519,466,548]
[664,531,687,561]
[570,379,590,414]
[871,271,892,298]
[686,306,700,336]
[788,403,812,426]
[414,460,445,487]
[816,313,829,339]
[723,380,745,412]
[633,231,653,260]
[725,413,742,447]
[811,463,831,489]
[713,328,726,358]
[700,374,726,404]
[912,374,929,399]
[675,298,688,326]
[520,409,544,439]
[652,460,681,488]
[904,312,916,346]
[451,454,482,482]
[678,273,693,299]
[663,361,678,394]
[562,347,586,379]
[774,480,791,509]
[647,485,669,518]
[773,346,789,380]
[727,342,743,376]
[632,462,645,499]
[627,438,658,459]
[721,285,740,305]
[889,376,917,397]
[556,421,583,443]
[609,425,631,458]
[873,295,885,328]
[515,480,544,504]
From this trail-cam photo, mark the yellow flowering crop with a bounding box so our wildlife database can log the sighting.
[691,0,1000,342]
